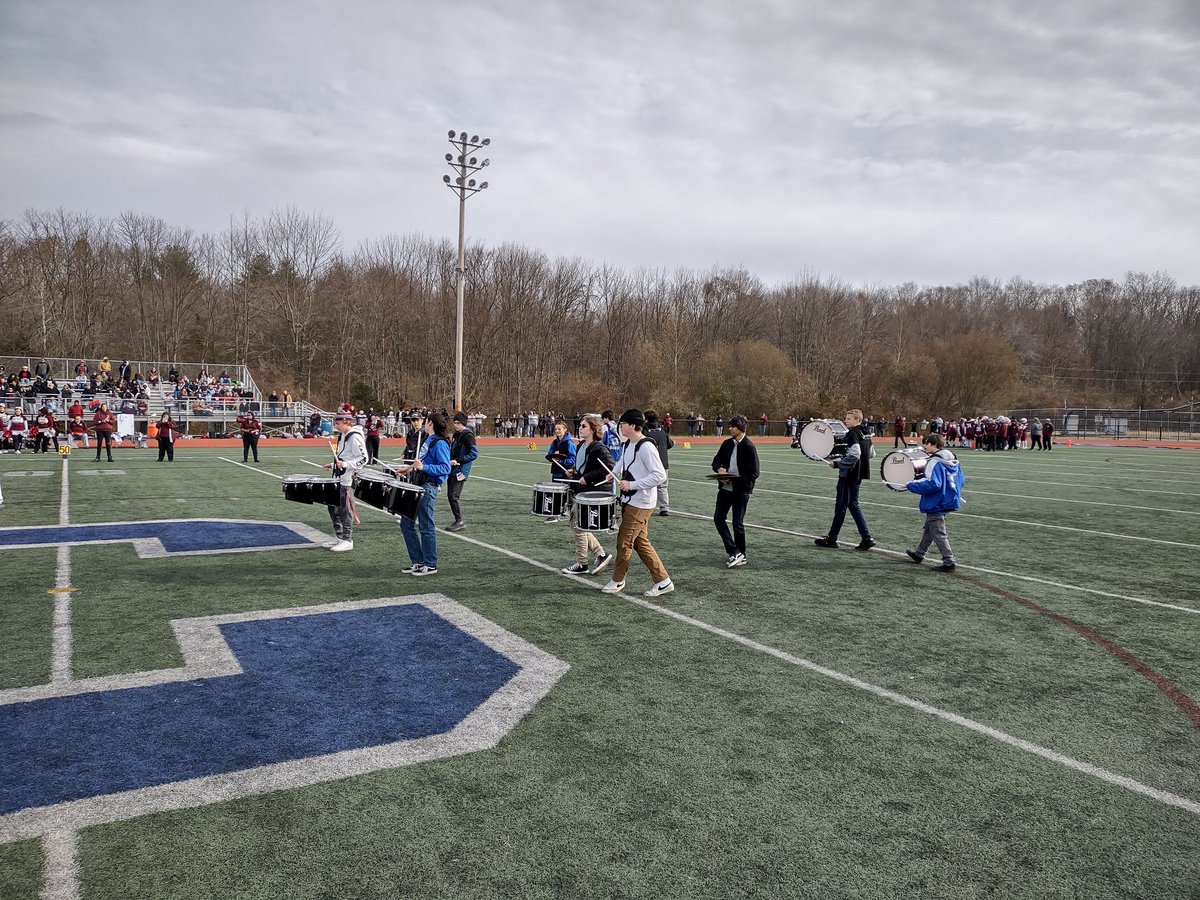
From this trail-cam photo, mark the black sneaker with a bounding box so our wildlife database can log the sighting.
[402,563,421,574]
[934,563,957,573]
[855,538,877,551]
[413,566,438,577]
[446,521,466,532]
[813,537,838,548]
[560,563,588,574]
[658,509,669,516]
[906,550,924,564]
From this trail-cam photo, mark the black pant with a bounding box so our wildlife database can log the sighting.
[714,489,750,556]
[242,434,259,462]
[446,474,466,522]
[95,432,113,461]
[158,439,174,462]
[366,435,380,463]
[828,478,870,541]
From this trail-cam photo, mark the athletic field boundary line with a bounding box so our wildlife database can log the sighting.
[470,474,1198,616]
[485,453,1200,551]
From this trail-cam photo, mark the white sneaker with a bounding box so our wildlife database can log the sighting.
[727,553,747,568]
[329,540,354,552]
[600,579,625,594]
[644,579,674,597]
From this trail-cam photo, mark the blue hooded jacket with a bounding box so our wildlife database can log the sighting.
[906,451,964,514]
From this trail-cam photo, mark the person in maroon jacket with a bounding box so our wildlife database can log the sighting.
[364,409,384,463]
[1042,419,1055,451]
[893,415,907,448]
[156,412,179,462]
[240,411,261,462]
[93,402,116,461]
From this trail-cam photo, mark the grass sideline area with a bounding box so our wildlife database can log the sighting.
[1,442,1198,899]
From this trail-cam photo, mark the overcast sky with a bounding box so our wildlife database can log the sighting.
[2,0,1197,287]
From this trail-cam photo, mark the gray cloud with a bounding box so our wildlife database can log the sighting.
[1,0,1197,286]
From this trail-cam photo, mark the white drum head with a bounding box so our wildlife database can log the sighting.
[798,420,836,461]
[880,449,926,492]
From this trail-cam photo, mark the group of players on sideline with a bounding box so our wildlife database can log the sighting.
[313,404,965,595]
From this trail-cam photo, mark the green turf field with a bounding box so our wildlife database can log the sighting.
[1,441,1198,899]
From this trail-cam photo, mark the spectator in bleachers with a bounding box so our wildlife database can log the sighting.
[34,358,50,379]
[98,356,112,377]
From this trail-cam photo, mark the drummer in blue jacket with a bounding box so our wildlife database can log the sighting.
[397,412,453,576]
[904,433,965,573]
[546,419,577,480]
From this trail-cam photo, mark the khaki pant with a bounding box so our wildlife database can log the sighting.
[613,505,669,584]
[572,522,605,565]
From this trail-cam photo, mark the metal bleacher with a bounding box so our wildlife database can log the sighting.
[0,355,330,438]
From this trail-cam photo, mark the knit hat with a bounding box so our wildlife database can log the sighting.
[618,408,646,429]
[453,411,469,425]
[728,414,748,432]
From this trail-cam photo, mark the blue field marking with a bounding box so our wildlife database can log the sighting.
[0,518,327,556]
[0,595,569,842]
[1,605,519,814]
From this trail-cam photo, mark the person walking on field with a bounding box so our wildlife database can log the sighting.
[643,409,674,516]
[814,408,876,551]
[601,409,674,598]
[712,414,759,568]
[904,433,964,573]
[559,415,614,576]
[322,412,369,552]
[445,411,477,532]
[156,412,179,462]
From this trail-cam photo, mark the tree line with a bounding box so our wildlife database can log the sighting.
[2,207,1197,417]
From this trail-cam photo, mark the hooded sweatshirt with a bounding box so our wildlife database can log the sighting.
[906,449,964,514]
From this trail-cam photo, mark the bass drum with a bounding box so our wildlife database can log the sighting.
[797,419,847,461]
[879,448,957,492]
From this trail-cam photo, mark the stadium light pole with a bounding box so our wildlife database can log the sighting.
[443,130,491,412]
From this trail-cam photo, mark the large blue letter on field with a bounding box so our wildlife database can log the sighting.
[0,595,568,842]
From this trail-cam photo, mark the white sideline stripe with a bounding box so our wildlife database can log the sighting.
[670,459,1200,513]
[470,476,1198,615]
[41,828,79,900]
[488,454,1200,550]
[440,527,1200,819]
[51,460,73,684]
[472,475,1200,619]
[751,448,1200,497]
[217,457,283,479]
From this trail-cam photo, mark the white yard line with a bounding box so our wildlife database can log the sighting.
[50,460,73,684]
[40,828,80,900]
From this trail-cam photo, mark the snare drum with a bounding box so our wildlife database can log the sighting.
[879,448,930,492]
[573,491,617,532]
[798,419,848,461]
[532,481,569,519]
[282,475,341,505]
[386,481,424,520]
[353,470,398,510]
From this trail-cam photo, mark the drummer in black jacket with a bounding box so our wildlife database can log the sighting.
[712,414,760,568]
[559,415,615,576]
[815,408,876,551]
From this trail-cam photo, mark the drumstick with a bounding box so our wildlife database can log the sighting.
[551,458,572,476]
